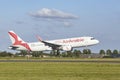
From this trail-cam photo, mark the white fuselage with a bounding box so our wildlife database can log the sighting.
[10,37,99,51]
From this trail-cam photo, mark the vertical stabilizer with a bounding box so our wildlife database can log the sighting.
[8,31,31,51]
[8,31,25,45]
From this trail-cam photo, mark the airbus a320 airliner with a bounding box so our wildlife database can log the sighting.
[8,31,99,51]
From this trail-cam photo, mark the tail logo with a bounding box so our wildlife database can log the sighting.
[8,31,31,51]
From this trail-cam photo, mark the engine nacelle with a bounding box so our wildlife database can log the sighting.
[61,46,72,51]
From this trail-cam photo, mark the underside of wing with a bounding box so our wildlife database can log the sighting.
[41,41,72,51]
[41,41,61,50]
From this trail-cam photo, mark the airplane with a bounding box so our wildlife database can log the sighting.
[8,31,99,52]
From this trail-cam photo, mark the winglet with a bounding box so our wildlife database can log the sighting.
[36,35,43,42]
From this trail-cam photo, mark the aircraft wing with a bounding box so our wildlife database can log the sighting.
[37,36,62,50]
[41,41,61,50]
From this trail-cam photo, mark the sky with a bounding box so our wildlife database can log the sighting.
[0,0,120,53]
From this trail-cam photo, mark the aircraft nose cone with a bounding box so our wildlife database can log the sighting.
[96,40,99,44]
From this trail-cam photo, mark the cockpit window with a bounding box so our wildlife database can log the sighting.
[91,38,95,40]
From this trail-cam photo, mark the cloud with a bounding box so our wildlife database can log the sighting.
[29,8,79,20]
[63,22,73,27]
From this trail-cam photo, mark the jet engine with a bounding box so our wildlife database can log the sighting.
[60,46,72,51]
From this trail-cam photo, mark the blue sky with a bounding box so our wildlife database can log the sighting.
[0,0,120,53]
